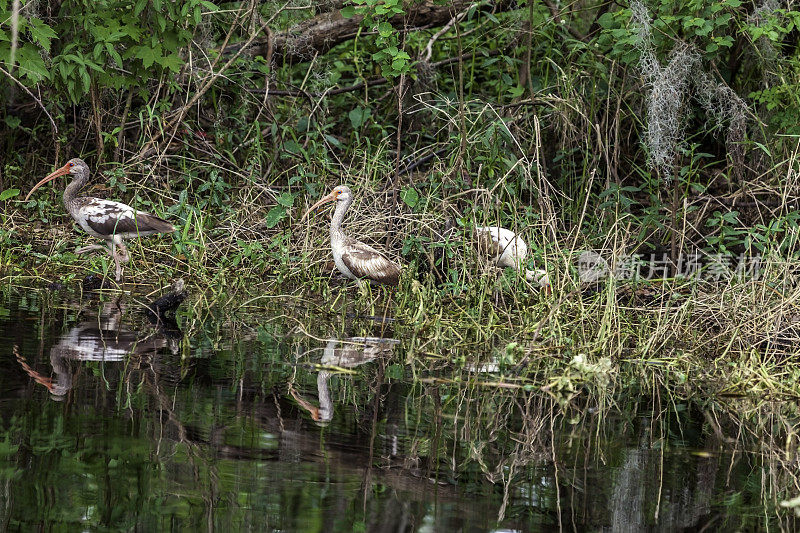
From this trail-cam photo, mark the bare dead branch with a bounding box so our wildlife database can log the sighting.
[247,76,389,97]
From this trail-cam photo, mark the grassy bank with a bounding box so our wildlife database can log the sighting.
[3,187,800,406]
[2,0,800,414]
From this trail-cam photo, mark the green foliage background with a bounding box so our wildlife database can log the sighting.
[1,0,799,280]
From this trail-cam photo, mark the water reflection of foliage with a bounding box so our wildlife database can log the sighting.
[1,290,800,529]
[396,378,800,530]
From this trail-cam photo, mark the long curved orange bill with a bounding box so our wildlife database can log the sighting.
[290,387,321,421]
[301,192,337,221]
[24,163,73,201]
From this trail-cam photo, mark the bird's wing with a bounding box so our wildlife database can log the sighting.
[475,226,526,266]
[340,238,401,285]
[475,226,509,257]
[77,198,175,238]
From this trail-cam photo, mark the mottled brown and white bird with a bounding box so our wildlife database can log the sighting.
[25,158,176,281]
[291,336,399,424]
[475,225,551,291]
[302,185,401,286]
[16,298,179,399]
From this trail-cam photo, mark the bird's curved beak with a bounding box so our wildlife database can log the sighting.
[301,191,337,221]
[24,163,72,201]
[290,386,321,420]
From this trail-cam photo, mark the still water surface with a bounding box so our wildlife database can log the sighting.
[0,286,794,531]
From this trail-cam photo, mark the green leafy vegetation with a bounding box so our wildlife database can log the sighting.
[2,6,800,523]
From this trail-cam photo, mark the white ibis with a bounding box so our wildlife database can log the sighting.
[475,226,551,291]
[302,185,402,286]
[25,158,176,281]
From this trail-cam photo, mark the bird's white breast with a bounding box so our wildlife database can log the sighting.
[331,236,358,280]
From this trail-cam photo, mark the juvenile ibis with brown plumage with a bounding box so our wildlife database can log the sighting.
[25,158,176,281]
[302,185,401,286]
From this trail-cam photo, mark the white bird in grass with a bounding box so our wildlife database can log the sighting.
[302,185,402,286]
[24,158,176,281]
[475,225,551,292]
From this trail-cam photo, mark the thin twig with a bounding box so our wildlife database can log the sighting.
[0,65,58,134]
[400,147,450,175]
[541,0,588,43]
[420,3,474,62]
[247,76,389,97]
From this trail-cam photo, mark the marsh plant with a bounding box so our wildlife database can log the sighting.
[2,0,800,499]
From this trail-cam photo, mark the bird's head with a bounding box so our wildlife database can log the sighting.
[25,158,89,201]
[301,185,353,221]
[526,268,552,295]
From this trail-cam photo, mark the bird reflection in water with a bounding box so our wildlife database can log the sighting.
[16,288,184,400]
[290,337,399,425]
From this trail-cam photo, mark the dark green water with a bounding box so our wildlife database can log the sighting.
[0,286,795,531]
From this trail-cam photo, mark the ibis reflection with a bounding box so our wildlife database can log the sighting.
[17,298,181,399]
[291,337,399,424]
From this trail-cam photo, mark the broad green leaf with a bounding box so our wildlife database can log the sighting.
[0,189,20,201]
[15,45,50,82]
[324,134,342,148]
[29,19,57,51]
[121,24,143,42]
[105,43,123,68]
[79,68,91,94]
[265,206,286,228]
[378,22,393,37]
[596,12,616,29]
[158,52,182,72]
[276,193,295,207]
[135,45,160,68]
[63,53,85,66]
[200,1,220,11]
[156,13,167,33]
[508,85,525,98]
[348,107,371,129]
[400,187,419,208]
